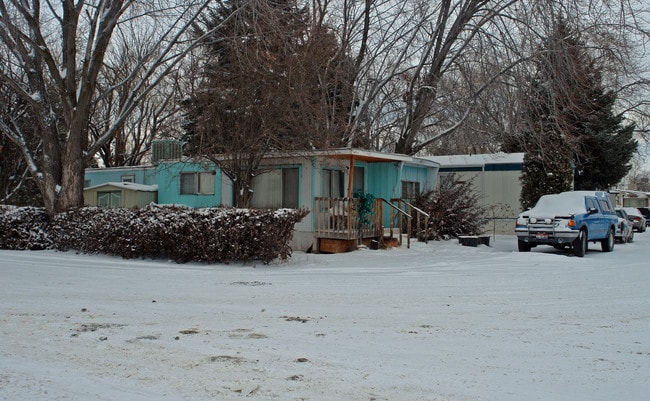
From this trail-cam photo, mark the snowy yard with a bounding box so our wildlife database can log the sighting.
[1,233,649,401]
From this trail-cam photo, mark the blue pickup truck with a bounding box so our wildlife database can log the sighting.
[515,191,618,257]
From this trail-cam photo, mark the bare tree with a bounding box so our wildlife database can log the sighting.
[0,0,212,215]
[331,0,649,156]
[91,72,183,167]
[89,17,188,167]
[1,81,41,204]
[625,157,650,191]
[330,0,524,154]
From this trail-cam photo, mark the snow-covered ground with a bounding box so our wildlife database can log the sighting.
[1,233,649,401]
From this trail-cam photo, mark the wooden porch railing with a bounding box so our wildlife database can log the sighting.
[314,197,428,249]
[314,197,383,241]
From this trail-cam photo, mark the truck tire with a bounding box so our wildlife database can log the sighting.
[601,228,615,252]
[573,229,587,257]
[518,239,531,252]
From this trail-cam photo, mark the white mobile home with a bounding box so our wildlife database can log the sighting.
[424,153,524,234]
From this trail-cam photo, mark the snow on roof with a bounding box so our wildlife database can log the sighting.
[84,182,158,192]
[85,165,156,172]
[423,153,524,167]
[611,189,650,198]
[198,148,440,167]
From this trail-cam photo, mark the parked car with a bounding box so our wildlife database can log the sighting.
[515,191,618,257]
[638,207,650,227]
[615,208,634,243]
[621,207,647,232]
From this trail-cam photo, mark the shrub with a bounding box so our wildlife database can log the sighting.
[0,206,52,250]
[413,174,488,240]
[2,205,308,263]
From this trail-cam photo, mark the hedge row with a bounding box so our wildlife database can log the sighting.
[0,206,52,250]
[0,205,308,263]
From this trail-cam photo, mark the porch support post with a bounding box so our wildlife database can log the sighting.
[347,155,355,198]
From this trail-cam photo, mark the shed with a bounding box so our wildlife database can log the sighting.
[83,182,158,208]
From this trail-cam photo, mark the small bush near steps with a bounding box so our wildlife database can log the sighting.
[413,175,488,241]
[1,204,308,263]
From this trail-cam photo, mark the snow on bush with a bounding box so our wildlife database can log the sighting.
[413,175,488,240]
[0,206,52,250]
[1,205,308,263]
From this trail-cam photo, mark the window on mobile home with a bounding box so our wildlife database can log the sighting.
[322,168,344,198]
[251,167,299,208]
[180,172,215,195]
[121,174,135,183]
[401,181,420,200]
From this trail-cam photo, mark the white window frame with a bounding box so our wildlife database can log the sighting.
[121,174,135,183]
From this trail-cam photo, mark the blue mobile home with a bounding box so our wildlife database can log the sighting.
[84,148,440,252]
[155,161,224,208]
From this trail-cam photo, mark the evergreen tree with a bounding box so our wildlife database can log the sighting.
[572,90,637,190]
[519,141,574,210]
[517,81,573,210]
[543,22,636,191]
[182,0,354,206]
[515,20,636,208]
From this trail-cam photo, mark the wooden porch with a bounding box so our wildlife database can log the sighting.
[313,197,429,253]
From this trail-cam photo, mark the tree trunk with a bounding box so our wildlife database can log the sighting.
[40,172,60,218]
[58,149,85,213]
[232,178,254,208]
[395,87,437,155]
[37,111,64,217]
